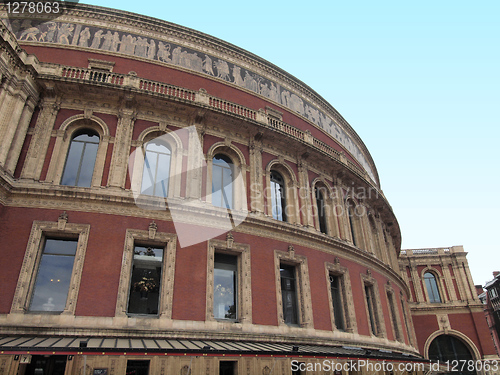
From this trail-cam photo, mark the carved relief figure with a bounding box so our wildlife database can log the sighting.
[203,55,214,75]
[44,22,57,42]
[232,66,244,86]
[57,24,74,44]
[110,32,120,52]
[306,104,319,124]
[101,30,114,50]
[147,39,156,59]
[182,52,203,72]
[260,82,270,98]
[289,93,304,114]
[124,35,136,54]
[90,29,103,49]
[135,37,148,57]
[281,90,290,107]
[243,71,258,92]
[20,26,40,41]
[269,82,279,102]
[213,59,230,80]
[78,27,91,47]
[171,46,182,65]
[157,42,171,62]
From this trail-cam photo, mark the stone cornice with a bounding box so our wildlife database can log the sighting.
[0,172,406,296]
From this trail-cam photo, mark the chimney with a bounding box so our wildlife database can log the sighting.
[493,271,500,278]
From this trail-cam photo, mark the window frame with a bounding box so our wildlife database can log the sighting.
[60,129,100,187]
[129,129,183,202]
[325,261,357,333]
[126,245,165,316]
[385,285,404,342]
[270,170,287,222]
[115,228,177,319]
[205,143,248,212]
[314,185,328,234]
[44,115,109,188]
[10,219,90,315]
[360,272,386,338]
[211,153,235,209]
[28,238,79,313]
[140,140,173,198]
[206,238,252,323]
[423,271,443,303]
[274,248,313,328]
[345,199,364,248]
[265,161,299,224]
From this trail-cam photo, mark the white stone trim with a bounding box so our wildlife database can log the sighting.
[114,228,177,319]
[10,218,90,315]
[205,238,252,323]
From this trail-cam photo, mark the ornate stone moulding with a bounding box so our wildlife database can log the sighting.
[2,3,379,185]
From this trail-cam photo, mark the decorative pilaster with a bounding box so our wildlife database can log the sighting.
[249,137,264,214]
[4,96,37,175]
[297,159,313,227]
[442,263,458,301]
[409,259,425,303]
[21,97,60,180]
[0,88,30,167]
[107,108,136,188]
[185,125,203,199]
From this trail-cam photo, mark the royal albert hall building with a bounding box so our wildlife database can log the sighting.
[0,3,457,375]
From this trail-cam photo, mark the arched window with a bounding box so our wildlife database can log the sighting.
[347,202,358,246]
[140,140,171,198]
[424,272,442,303]
[61,129,100,187]
[428,335,476,374]
[315,187,328,234]
[212,154,234,209]
[270,170,286,221]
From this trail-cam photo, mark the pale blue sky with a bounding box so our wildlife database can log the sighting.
[81,1,499,286]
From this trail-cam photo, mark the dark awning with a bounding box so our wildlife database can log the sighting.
[0,336,423,361]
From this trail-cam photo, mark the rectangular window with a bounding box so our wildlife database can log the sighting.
[214,253,237,320]
[219,360,237,375]
[401,297,413,345]
[365,284,378,335]
[127,246,163,315]
[330,274,345,331]
[387,292,401,341]
[29,239,78,312]
[126,360,149,375]
[280,263,299,325]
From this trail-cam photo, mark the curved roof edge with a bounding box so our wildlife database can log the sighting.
[3,3,381,186]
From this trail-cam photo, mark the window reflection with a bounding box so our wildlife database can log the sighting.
[141,141,171,197]
[424,272,442,303]
[280,264,298,325]
[128,246,163,315]
[315,187,328,234]
[271,171,286,221]
[212,154,234,209]
[29,239,78,312]
[61,130,100,187]
[214,253,237,320]
[330,274,345,331]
